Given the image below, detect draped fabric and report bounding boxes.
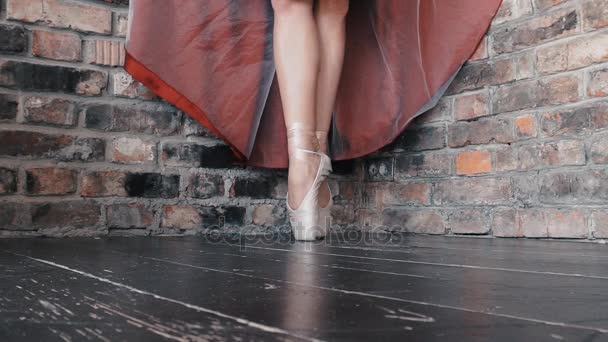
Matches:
[124,0,503,168]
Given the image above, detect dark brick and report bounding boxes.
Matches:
[591,133,608,164]
[162,142,237,168]
[446,58,515,95]
[382,208,446,234]
[84,103,180,135]
[540,169,608,204]
[106,203,154,229]
[0,203,31,230]
[331,159,356,176]
[493,75,580,113]
[448,118,514,148]
[0,93,18,121]
[0,168,18,194]
[31,201,101,229]
[491,9,578,54]
[389,125,446,151]
[540,106,596,137]
[232,177,276,199]
[125,173,180,198]
[0,24,27,54]
[196,206,246,228]
[395,152,451,178]
[0,130,105,161]
[0,59,107,95]
[98,0,129,6]
[433,177,513,205]
[365,157,394,182]
[517,140,585,170]
[189,173,224,199]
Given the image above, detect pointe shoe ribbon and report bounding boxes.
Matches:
[316,130,333,238]
[285,123,330,241]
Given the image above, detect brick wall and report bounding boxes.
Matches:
[1,0,607,240]
[358,0,608,240]
[0,0,359,237]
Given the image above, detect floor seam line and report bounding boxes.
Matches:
[140,255,608,335]
[2,250,324,342]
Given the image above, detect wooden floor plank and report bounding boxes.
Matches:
[1,235,606,341]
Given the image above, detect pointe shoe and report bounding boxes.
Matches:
[316,130,333,238]
[286,124,331,241]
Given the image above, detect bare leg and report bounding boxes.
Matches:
[314,0,349,207]
[271,0,320,210]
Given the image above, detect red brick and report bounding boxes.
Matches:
[382,208,446,234]
[252,204,286,227]
[515,114,537,139]
[23,96,77,127]
[0,130,105,162]
[491,8,578,54]
[453,90,490,121]
[32,30,81,61]
[492,209,523,237]
[469,36,488,61]
[456,150,492,175]
[433,177,513,205]
[376,181,431,207]
[110,137,157,164]
[106,203,154,229]
[582,0,608,30]
[546,208,588,238]
[590,133,608,164]
[518,140,585,170]
[84,40,125,66]
[493,0,534,25]
[518,208,548,237]
[111,70,157,100]
[7,0,112,34]
[448,117,514,148]
[494,146,518,172]
[31,200,101,231]
[449,208,490,234]
[493,75,580,113]
[591,210,608,238]
[161,205,203,230]
[537,32,608,75]
[81,170,128,197]
[534,0,569,11]
[25,167,77,195]
[587,67,608,97]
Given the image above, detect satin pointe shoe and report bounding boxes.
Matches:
[316,130,333,238]
[285,123,331,241]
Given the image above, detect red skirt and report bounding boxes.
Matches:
[123,0,503,169]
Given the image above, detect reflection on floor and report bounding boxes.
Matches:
[1,233,607,341]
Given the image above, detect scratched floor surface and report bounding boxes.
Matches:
[1,233,607,341]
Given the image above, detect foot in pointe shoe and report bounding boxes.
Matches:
[285,123,330,241]
[316,130,333,239]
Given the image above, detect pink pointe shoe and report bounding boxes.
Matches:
[285,123,331,241]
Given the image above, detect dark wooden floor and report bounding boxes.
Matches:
[1,233,607,341]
